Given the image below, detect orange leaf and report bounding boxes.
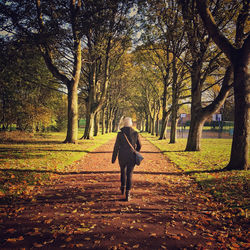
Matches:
[33,243,43,248]
[6,228,16,233]
[6,236,24,243]
[133,244,140,248]
[65,237,72,242]
[150,233,157,237]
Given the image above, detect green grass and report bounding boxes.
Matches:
[141,133,250,213]
[0,130,116,198]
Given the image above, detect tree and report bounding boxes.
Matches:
[137,0,191,141]
[137,2,172,139]
[79,1,134,139]
[179,0,234,151]
[157,0,189,143]
[0,38,62,132]
[0,0,85,143]
[132,61,162,135]
[196,0,249,170]
[104,52,133,133]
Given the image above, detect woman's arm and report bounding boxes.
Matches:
[135,134,142,152]
[111,133,120,163]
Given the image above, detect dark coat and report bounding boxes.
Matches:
[112,127,142,166]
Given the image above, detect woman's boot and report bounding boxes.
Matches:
[120,187,125,195]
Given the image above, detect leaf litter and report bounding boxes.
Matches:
[0,137,249,249]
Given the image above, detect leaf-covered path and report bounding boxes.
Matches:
[0,137,249,249]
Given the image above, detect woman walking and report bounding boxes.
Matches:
[112,117,142,201]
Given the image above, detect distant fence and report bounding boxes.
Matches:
[152,120,234,139]
[177,121,234,139]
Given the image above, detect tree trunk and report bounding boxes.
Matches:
[147,115,151,133]
[185,57,204,151]
[170,109,178,143]
[185,66,203,151]
[112,118,116,132]
[225,53,249,170]
[159,74,170,139]
[159,110,170,140]
[108,118,112,133]
[83,112,95,139]
[64,82,78,143]
[106,117,110,133]
[170,57,179,144]
[105,108,110,133]
[94,112,100,136]
[145,116,148,132]
[2,93,6,131]
[151,116,155,135]
[101,108,106,135]
[155,114,159,137]
[142,119,145,132]
[185,114,205,151]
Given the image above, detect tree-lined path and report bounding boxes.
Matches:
[0,137,248,249]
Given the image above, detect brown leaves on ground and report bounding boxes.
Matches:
[0,138,249,249]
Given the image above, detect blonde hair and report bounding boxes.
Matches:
[119,116,132,129]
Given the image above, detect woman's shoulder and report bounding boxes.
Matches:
[132,130,139,136]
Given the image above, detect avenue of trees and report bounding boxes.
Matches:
[0,0,249,170]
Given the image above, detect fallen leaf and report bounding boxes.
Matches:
[6,228,16,233]
[77,228,90,232]
[65,237,72,242]
[45,219,53,224]
[76,244,84,247]
[33,243,43,248]
[6,236,24,243]
[133,244,140,248]
[231,243,240,248]
[172,235,180,240]
[242,243,250,248]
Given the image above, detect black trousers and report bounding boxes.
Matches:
[120,163,135,191]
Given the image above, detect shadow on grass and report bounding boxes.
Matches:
[0,147,91,155]
[0,140,64,145]
[0,168,225,176]
[140,150,185,153]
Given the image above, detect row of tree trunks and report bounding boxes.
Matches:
[82,106,120,137]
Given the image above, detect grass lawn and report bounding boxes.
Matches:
[141,132,250,215]
[0,130,116,198]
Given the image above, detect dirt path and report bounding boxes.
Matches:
[0,137,248,249]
